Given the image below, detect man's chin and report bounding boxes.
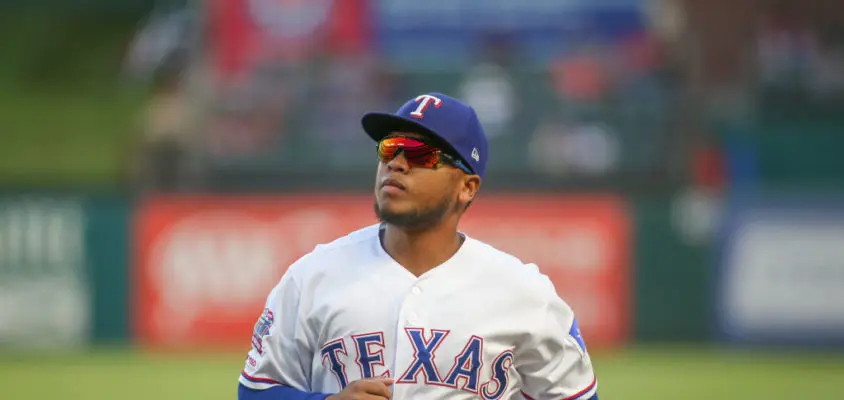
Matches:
[373,196,453,231]
[374,203,429,230]
[374,203,412,222]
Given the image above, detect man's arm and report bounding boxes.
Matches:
[514,275,599,400]
[237,262,395,400]
[238,378,394,400]
[238,383,330,400]
[238,272,319,396]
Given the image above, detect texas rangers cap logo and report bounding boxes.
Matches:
[251,308,275,355]
[409,94,443,119]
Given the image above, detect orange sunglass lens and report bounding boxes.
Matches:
[378,137,441,168]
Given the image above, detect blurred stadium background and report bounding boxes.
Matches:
[2,0,844,398]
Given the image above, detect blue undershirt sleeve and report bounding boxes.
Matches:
[238,383,332,400]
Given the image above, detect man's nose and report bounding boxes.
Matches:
[385,150,410,173]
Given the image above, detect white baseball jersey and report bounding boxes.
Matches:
[240,224,598,399]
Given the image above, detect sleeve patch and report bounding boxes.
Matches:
[252,308,275,355]
[569,318,588,353]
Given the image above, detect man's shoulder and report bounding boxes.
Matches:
[288,223,381,276]
[311,223,381,254]
[465,236,550,289]
[468,238,568,310]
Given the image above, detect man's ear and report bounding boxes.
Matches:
[459,174,481,206]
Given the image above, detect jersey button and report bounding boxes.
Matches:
[407,312,419,325]
[411,286,421,295]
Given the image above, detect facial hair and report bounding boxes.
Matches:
[374,194,457,231]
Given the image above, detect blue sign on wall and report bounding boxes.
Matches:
[371,0,646,70]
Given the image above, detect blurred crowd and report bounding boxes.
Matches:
[755,2,844,110]
[124,0,844,192]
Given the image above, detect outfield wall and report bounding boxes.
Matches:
[0,191,713,351]
[4,190,839,351]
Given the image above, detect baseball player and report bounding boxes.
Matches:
[238,93,598,400]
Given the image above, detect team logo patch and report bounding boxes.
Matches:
[252,308,275,355]
[569,318,588,354]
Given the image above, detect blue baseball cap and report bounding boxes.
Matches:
[361,93,489,179]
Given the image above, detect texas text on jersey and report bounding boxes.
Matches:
[239,224,598,400]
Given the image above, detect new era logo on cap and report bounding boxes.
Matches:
[361,92,489,178]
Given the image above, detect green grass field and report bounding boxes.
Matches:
[1,345,842,399]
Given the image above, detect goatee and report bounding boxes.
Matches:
[374,196,455,230]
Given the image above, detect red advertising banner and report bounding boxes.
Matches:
[133,194,630,351]
[133,195,377,350]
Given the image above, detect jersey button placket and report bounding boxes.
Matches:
[407,312,420,326]
[394,284,420,384]
[402,282,424,326]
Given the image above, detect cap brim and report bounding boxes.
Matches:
[361,112,438,142]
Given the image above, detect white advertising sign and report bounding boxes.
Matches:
[718,200,844,344]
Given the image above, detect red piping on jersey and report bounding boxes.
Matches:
[520,375,597,400]
[241,370,282,385]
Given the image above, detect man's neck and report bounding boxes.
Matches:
[382,222,464,277]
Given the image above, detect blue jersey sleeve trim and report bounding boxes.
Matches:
[238,383,331,400]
